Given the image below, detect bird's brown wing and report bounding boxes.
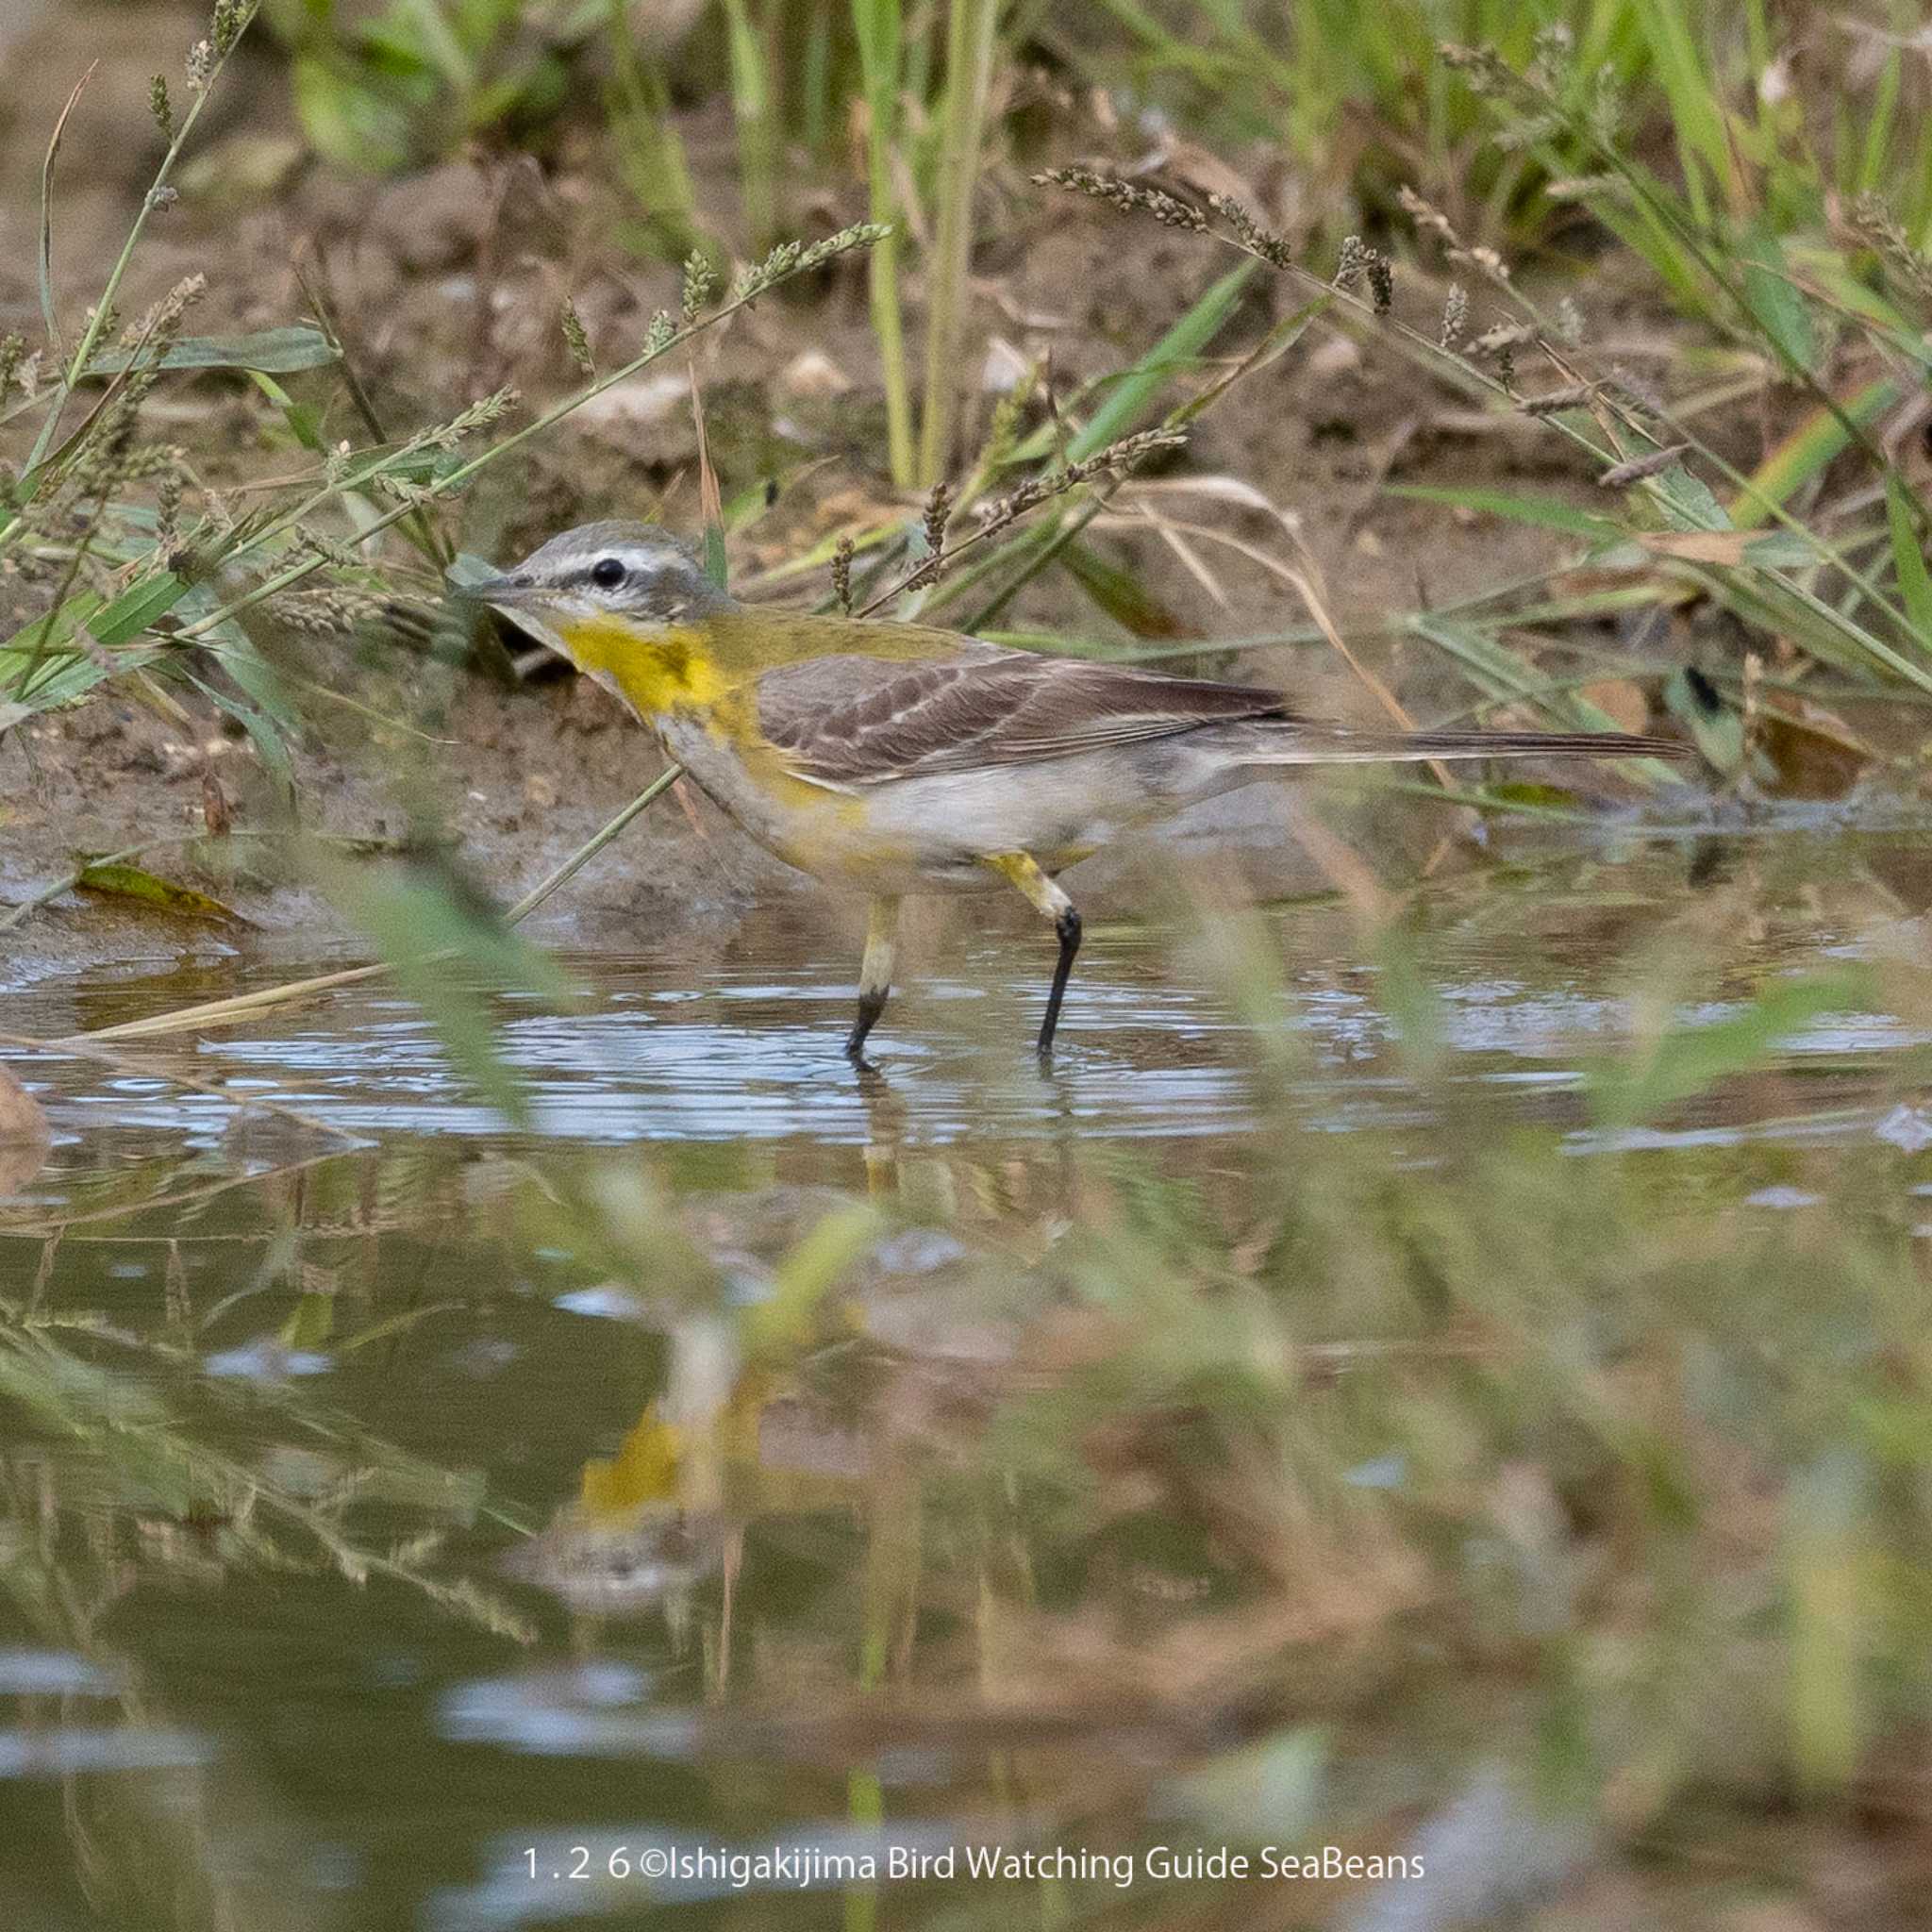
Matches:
[757,651,1293,787]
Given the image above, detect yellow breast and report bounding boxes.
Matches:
[549,616,730,714]
[542,611,930,883]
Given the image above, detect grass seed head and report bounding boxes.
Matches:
[1438,42,1515,97]
[1033,168,1208,233]
[561,301,594,377]
[62,400,142,501]
[1471,320,1535,357]
[1588,61,1624,142]
[1599,442,1689,489]
[831,534,854,616]
[209,0,257,59]
[149,75,175,144]
[1336,238,1393,312]
[1450,243,1512,288]
[680,253,716,323]
[273,587,390,635]
[423,385,520,450]
[1545,173,1624,204]
[1519,383,1596,416]
[375,474,432,507]
[731,241,805,307]
[978,427,1186,536]
[156,463,184,555]
[1849,192,1932,302]
[799,222,889,272]
[116,442,186,483]
[1528,22,1574,85]
[1607,370,1666,421]
[922,480,951,558]
[133,273,208,349]
[300,529,365,572]
[1206,193,1292,267]
[1397,185,1459,250]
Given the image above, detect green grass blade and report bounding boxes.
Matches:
[1389,484,1620,541]
[1011,259,1259,467]
[1730,379,1898,529]
[919,0,1002,484]
[852,0,914,488]
[721,0,778,248]
[1739,221,1817,375]
[1886,475,1932,651]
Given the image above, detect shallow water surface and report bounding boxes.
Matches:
[4,827,1931,1930]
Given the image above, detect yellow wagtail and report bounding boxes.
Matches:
[470,522,1687,1061]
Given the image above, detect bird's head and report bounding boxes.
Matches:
[460,521,738,709]
[465,521,732,653]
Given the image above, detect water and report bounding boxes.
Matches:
[4,827,1930,1930]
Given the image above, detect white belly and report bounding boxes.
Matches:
[658,716,1253,893]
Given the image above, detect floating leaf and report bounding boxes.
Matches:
[75,861,251,927]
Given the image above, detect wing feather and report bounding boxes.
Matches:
[752,644,1687,786]
[758,652,1292,786]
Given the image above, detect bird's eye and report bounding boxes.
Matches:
[591,557,626,590]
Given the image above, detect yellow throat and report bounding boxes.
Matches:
[545,613,730,716]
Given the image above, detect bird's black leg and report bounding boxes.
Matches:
[846,990,888,1060]
[982,852,1081,1062]
[845,895,900,1062]
[1037,904,1082,1060]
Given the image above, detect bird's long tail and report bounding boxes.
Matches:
[1239,723,1690,765]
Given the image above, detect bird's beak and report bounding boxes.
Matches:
[457,567,538,610]
[451,565,579,667]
